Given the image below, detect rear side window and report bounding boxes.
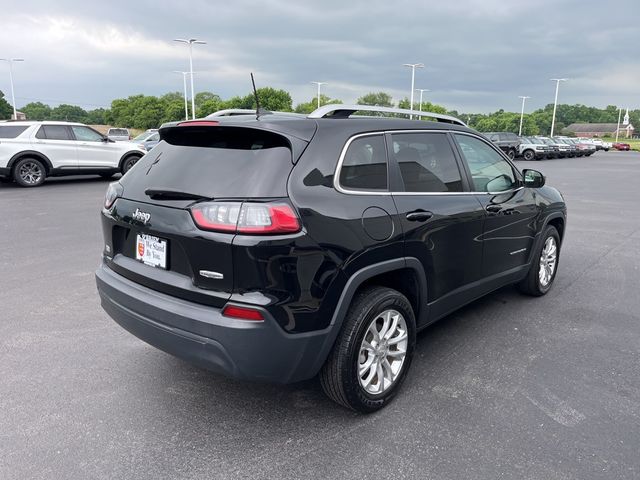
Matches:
[35,125,72,140]
[391,132,463,193]
[0,126,28,138]
[339,135,388,191]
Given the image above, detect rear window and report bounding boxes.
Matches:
[35,125,72,140]
[120,126,295,199]
[0,125,28,138]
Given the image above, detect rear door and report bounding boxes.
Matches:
[452,133,539,276]
[388,131,485,307]
[71,125,119,167]
[33,125,77,168]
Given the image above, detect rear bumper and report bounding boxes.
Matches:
[95,262,335,383]
[0,167,10,177]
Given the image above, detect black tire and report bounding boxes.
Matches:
[523,149,535,161]
[121,155,141,174]
[13,157,46,187]
[320,286,416,413]
[507,149,516,160]
[517,225,560,296]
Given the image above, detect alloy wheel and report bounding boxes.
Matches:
[19,161,43,185]
[358,309,408,395]
[539,236,557,287]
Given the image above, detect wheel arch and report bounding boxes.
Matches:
[306,258,428,378]
[8,151,53,174]
[118,150,144,170]
[526,211,566,266]
[546,214,565,242]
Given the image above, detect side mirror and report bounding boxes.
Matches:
[522,169,545,188]
[101,136,109,142]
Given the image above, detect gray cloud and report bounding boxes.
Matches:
[1,0,638,113]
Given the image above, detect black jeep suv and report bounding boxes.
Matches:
[95,105,566,412]
[484,132,522,160]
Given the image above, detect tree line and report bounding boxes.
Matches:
[1,88,637,136]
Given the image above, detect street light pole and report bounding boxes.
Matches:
[518,95,531,136]
[615,107,622,143]
[173,71,190,120]
[311,82,327,109]
[174,38,206,119]
[0,58,24,120]
[549,78,567,137]
[415,88,430,111]
[403,63,424,118]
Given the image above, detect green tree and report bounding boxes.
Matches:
[197,97,225,118]
[21,102,51,121]
[86,108,108,125]
[0,90,14,119]
[238,87,293,111]
[356,92,394,107]
[49,104,89,122]
[108,95,143,127]
[294,94,342,114]
[397,98,447,115]
[194,91,220,110]
[131,96,166,129]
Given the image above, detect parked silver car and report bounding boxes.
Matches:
[107,128,131,142]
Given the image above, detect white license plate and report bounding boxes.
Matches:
[135,234,168,269]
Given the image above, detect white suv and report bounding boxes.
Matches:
[0,121,147,187]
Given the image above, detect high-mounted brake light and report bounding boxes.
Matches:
[222,305,264,321]
[190,202,301,235]
[177,120,219,127]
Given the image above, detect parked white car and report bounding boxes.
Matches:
[0,121,147,187]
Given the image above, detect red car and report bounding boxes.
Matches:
[613,142,631,151]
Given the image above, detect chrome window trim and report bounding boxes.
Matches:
[334,132,392,196]
[334,129,525,196]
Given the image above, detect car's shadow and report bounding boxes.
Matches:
[0,175,121,189]
[123,283,524,426]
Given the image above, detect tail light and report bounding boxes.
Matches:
[190,201,300,235]
[104,182,123,209]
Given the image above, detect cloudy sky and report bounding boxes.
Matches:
[2,0,638,113]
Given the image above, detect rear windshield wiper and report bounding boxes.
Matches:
[144,188,210,201]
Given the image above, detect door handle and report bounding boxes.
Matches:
[406,210,433,222]
[485,204,502,213]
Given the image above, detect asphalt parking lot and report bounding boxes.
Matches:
[1,151,639,480]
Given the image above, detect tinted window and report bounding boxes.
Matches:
[120,126,294,199]
[0,126,28,138]
[339,135,388,191]
[391,132,463,192]
[72,126,104,142]
[454,134,518,193]
[109,129,129,135]
[35,125,71,140]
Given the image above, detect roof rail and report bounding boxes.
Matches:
[206,109,305,118]
[307,104,466,126]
